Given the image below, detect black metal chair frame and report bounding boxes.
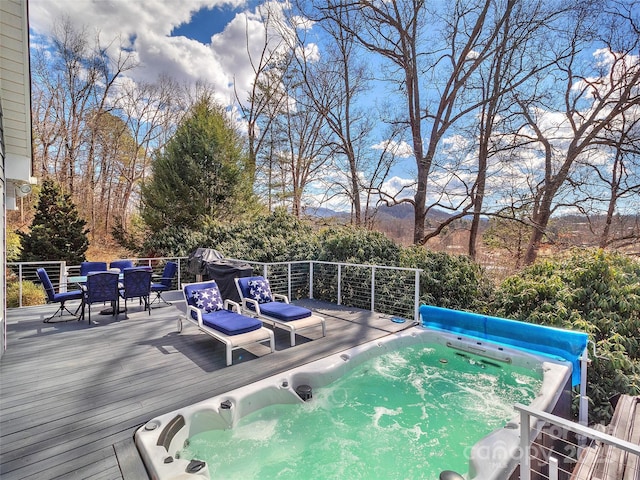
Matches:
[36,268,83,323]
[150,262,177,306]
[119,268,152,315]
[81,271,120,325]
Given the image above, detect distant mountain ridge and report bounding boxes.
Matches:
[305,203,453,222]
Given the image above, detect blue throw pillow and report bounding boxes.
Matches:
[248,278,272,304]
[191,287,223,313]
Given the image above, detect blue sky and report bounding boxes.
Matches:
[27,0,637,215]
[171,3,251,43]
[28,0,264,95]
[27,0,417,211]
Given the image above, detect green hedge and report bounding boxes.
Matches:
[492,248,640,424]
[401,246,491,311]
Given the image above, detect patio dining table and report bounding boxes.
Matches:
[68,270,151,316]
[67,266,152,285]
[67,274,123,285]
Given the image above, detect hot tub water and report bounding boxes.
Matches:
[178,343,542,479]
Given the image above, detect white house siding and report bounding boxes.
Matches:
[1,0,33,355]
[1,102,6,355]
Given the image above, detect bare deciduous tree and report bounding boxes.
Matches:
[31,17,137,240]
[321,0,533,245]
[514,2,640,264]
[296,0,397,226]
[113,75,183,227]
[235,3,291,186]
[274,56,331,217]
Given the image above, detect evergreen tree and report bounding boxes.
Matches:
[141,95,257,233]
[18,180,89,263]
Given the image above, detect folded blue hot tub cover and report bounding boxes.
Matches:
[420,305,589,386]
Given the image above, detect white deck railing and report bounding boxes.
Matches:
[237,260,422,322]
[516,403,640,480]
[6,257,186,307]
[7,258,422,321]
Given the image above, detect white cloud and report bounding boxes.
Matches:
[380,176,416,199]
[371,140,414,158]
[28,0,266,106]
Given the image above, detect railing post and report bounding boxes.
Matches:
[309,262,314,299]
[287,263,292,300]
[578,347,590,452]
[337,264,342,306]
[549,457,559,480]
[520,408,531,480]
[59,261,67,293]
[371,266,375,312]
[579,348,589,426]
[18,264,24,308]
[414,270,420,323]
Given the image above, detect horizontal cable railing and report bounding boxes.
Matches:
[7,258,188,308]
[7,258,422,321]
[8,257,421,320]
[6,261,67,307]
[516,403,640,480]
[237,260,422,322]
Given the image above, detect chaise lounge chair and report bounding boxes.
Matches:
[179,280,275,366]
[235,276,326,347]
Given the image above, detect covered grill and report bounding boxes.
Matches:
[187,248,253,303]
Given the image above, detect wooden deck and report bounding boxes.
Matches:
[0,292,412,479]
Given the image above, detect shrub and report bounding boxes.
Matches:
[316,227,401,265]
[6,231,21,262]
[492,248,640,424]
[209,209,319,262]
[7,280,45,308]
[140,225,209,257]
[140,209,319,261]
[401,247,492,311]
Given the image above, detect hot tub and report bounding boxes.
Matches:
[135,320,580,480]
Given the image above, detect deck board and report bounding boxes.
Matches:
[1,292,411,479]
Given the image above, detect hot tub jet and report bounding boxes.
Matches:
[295,384,312,401]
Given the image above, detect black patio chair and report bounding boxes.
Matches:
[36,267,83,323]
[82,271,120,324]
[119,268,152,315]
[80,261,108,276]
[150,261,177,306]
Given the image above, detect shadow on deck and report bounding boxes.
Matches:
[0,292,412,479]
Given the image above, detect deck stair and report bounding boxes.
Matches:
[572,395,640,480]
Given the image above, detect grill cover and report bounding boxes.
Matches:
[187,248,252,303]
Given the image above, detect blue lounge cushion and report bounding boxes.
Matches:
[191,287,223,313]
[258,302,312,322]
[201,309,263,336]
[248,278,272,303]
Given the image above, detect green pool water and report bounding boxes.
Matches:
[179,343,542,479]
